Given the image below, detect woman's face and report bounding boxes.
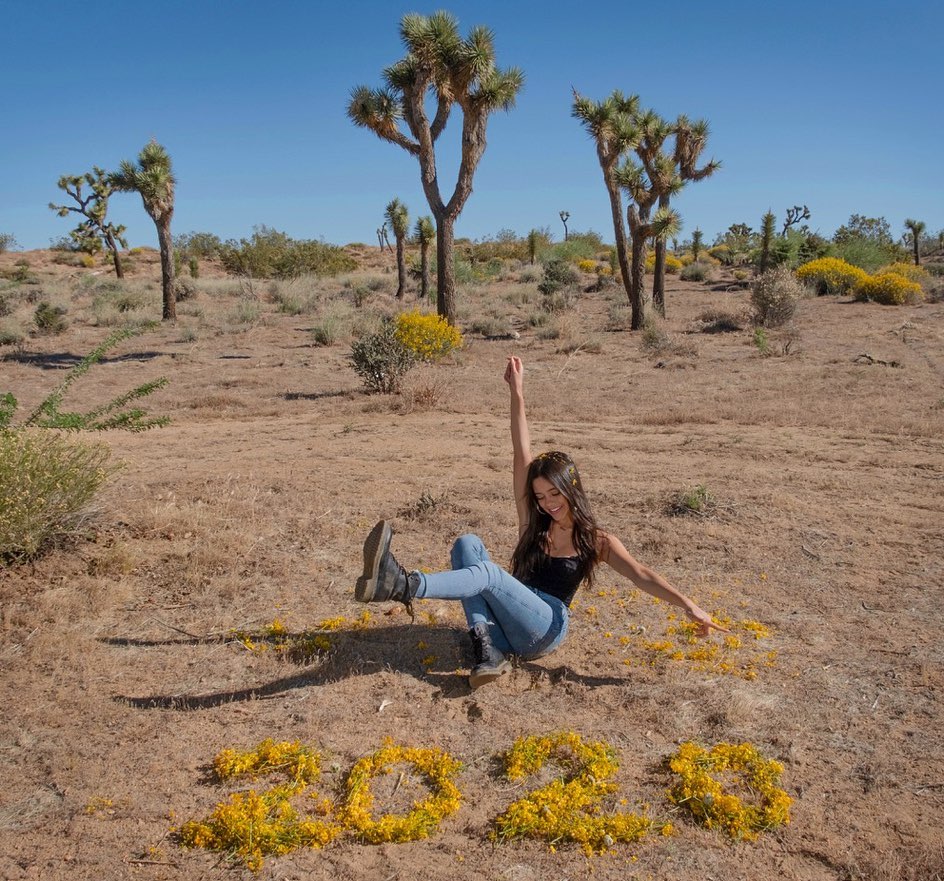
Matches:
[532,475,572,524]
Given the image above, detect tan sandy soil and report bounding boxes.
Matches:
[1,250,943,880]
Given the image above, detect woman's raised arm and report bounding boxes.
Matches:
[505,356,532,536]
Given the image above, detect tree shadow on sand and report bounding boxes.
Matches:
[3,349,166,370]
[106,622,626,711]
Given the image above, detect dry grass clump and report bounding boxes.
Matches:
[666,484,721,517]
[693,308,743,333]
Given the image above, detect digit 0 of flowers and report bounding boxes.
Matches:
[492,732,670,855]
[337,739,463,843]
[665,742,792,841]
[177,740,340,872]
[230,612,372,659]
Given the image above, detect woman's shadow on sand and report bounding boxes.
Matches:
[103,622,626,711]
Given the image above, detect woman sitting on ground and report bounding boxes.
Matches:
[355,355,725,688]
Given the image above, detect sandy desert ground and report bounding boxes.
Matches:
[1,247,943,880]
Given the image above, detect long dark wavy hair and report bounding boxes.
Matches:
[511,451,602,589]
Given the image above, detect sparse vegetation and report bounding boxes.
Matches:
[751,266,806,327]
[349,320,416,393]
[0,428,117,564]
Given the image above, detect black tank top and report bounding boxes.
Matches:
[524,552,583,607]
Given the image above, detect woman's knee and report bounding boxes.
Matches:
[450,533,486,568]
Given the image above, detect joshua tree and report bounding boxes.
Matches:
[904,218,926,266]
[758,210,776,274]
[559,210,570,241]
[691,228,703,262]
[385,198,410,299]
[615,152,680,326]
[651,116,720,315]
[110,141,177,320]
[782,205,810,235]
[49,167,127,278]
[348,12,523,324]
[572,90,640,311]
[415,215,435,299]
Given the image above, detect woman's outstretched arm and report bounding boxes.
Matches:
[505,356,532,536]
[599,533,728,637]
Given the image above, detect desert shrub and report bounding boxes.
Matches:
[752,327,770,355]
[877,262,929,283]
[34,302,68,334]
[349,321,416,393]
[79,254,96,268]
[470,316,513,338]
[539,236,598,265]
[174,231,222,258]
[538,259,579,296]
[795,257,869,295]
[751,266,806,327]
[0,233,18,253]
[667,484,717,517]
[832,237,903,273]
[0,429,117,564]
[541,290,573,313]
[527,310,550,328]
[641,319,670,351]
[576,259,599,274]
[0,292,13,317]
[175,278,197,301]
[189,256,200,279]
[0,324,24,346]
[855,272,923,305]
[393,310,462,361]
[680,261,712,282]
[219,226,355,279]
[644,253,683,273]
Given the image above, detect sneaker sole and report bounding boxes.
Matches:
[469,660,511,690]
[355,520,391,602]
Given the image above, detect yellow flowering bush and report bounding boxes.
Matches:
[394,310,463,361]
[493,732,664,854]
[795,257,869,295]
[877,262,928,283]
[337,740,462,843]
[644,254,683,273]
[856,271,924,305]
[576,259,598,273]
[0,428,116,565]
[179,740,340,871]
[666,742,792,840]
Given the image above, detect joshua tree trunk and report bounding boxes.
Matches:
[395,235,406,299]
[156,221,176,321]
[435,215,456,321]
[104,230,124,279]
[627,205,652,330]
[913,237,921,266]
[419,240,430,300]
[651,192,669,317]
[605,175,633,297]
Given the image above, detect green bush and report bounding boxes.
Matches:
[0,233,17,253]
[0,429,117,564]
[349,321,416,394]
[680,261,712,282]
[538,259,579,296]
[34,302,68,334]
[219,226,355,279]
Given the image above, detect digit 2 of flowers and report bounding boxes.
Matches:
[177,734,792,870]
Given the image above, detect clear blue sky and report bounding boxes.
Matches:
[2,0,941,251]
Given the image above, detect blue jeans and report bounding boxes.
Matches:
[414,534,569,660]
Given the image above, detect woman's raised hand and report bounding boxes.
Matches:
[504,355,524,391]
